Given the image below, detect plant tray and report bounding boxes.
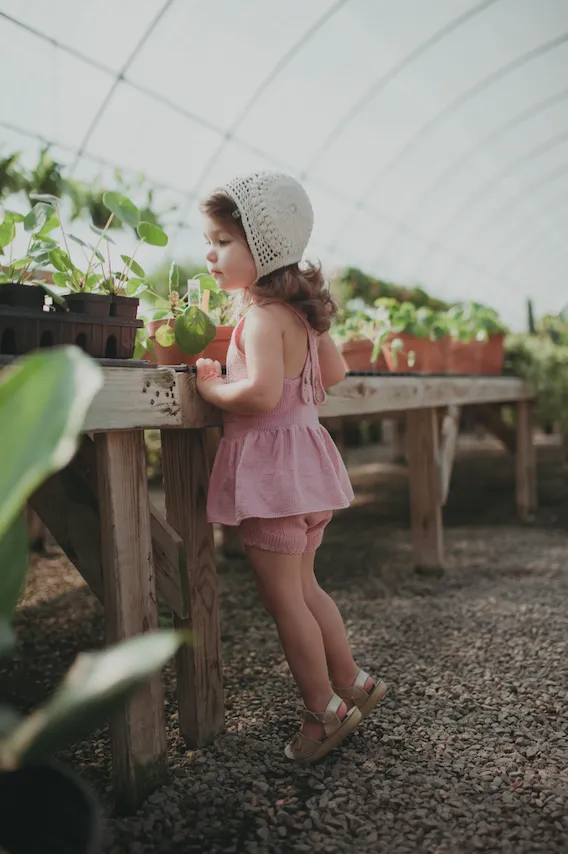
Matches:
[0,305,143,360]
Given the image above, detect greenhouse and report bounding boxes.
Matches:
[0,2,567,853]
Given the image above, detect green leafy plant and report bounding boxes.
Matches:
[1,190,170,303]
[0,346,188,848]
[330,316,374,345]
[148,270,220,357]
[505,333,568,455]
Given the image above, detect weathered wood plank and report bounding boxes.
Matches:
[29,467,104,603]
[78,367,533,433]
[515,400,537,522]
[406,408,444,572]
[95,431,168,810]
[439,405,460,506]
[321,376,533,419]
[63,436,188,617]
[161,429,224,748]
[83,368,221,431]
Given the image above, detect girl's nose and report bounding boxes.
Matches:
[206,247,216,262]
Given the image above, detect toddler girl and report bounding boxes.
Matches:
[196,170,387,763]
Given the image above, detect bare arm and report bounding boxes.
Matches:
[196,307,284,414]
[318,331,346,388]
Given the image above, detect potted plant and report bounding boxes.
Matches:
[144,268,219,366]
[0,346,188,851]
[0,193,170,359]
[446,303,507,374]
[470,303,508,375]
[331,317,376,372]
[371,299,449,373]
[446,305,485,374]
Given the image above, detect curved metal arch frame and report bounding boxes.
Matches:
[432,160,568,282]
[333,29,568,253]
[70,0,177,171]
[299,0,500,177]
[395,124,568,275]
[373,85,568,262]
[185,0,350,204]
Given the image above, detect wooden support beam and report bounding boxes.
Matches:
[94,431,167,811]
[161,429,224,748]
[29,466,104,603]
[438,405,460,506]
[31,436,188,618]
[515,400,537,522]
[470,403,516,453]
[406,408,444,573]
[26,504,47,553]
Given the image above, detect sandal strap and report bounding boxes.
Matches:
[333,668,372,701]
[301,693,344,737]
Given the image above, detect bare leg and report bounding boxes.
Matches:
[301,550,373,697]
[246,545,347,740]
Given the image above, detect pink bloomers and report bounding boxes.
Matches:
[240,511,333,554]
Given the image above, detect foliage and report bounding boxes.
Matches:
[0,191,171,302]
[446,302,508,342]
[505,333,568,453]
[0,147,172,232]
[330,315,374,345]
[139,263,231,358]
[0,345,187,786]
[332,266,449,320]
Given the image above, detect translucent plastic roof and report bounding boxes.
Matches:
[2,0,568,328]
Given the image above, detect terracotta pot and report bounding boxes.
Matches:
[340,338,373,372]
[448,338,485,374]
[147,319,234,366]
[479,333,504,375]
[382,334,449,373]
[200,324,234,364]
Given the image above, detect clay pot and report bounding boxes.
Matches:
[340,338,373,372]
[479,333,505,375]
[448,338,485,374]
[147,319,234,366]
[382,334,449,373]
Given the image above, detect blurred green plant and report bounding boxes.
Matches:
[0,345,188,849]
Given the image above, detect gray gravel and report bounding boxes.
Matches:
[4,444,568,853]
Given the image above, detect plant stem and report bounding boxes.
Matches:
[84,211,115,286]
[56,202,79,290]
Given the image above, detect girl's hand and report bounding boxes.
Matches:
[196,358,224,403]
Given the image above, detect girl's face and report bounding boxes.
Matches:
[203,214,257,292]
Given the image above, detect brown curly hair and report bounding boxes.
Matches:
[200,190,337,333]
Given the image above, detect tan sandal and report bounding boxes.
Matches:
[332,668,388,720]
[284,693,362,764]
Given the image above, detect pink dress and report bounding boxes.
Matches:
[207,305,354,526]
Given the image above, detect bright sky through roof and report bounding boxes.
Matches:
[1,0,568,328]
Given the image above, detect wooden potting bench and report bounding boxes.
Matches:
[17,360,535,808]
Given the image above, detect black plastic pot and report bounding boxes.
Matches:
[0,282,45,312]
[0,761,103,854]
[64,293,112,317]
[110,294,139,320]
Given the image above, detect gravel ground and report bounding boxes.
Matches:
[2,440,568,854]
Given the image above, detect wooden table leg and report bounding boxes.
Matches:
[406,408,444,573]
[515,400,537,521]
[94,431,167,811]
[161,428,224,748]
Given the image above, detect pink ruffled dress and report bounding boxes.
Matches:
[207,305,354,526]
